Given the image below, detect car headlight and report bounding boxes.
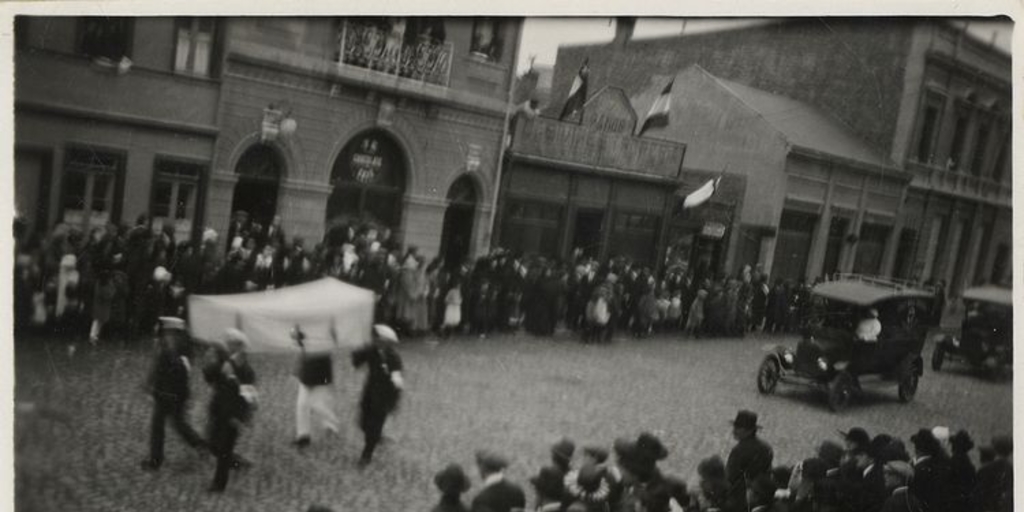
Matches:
[817,357,829,371]
[783,352,794,365]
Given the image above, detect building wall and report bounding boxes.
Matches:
[552,19,914,155]
[14,16,221,238]
[209,17,516,260]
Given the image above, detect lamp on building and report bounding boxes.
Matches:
[261,103,298,143]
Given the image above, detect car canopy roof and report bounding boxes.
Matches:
[962,286,1013,306]
[812,276,934,307]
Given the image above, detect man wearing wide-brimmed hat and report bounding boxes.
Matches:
[725,410,773,512]
[431,463,471,512]
[141,317,206,471]
[351,324,405,466]
[908,428,952,511]
[613,432,689,512]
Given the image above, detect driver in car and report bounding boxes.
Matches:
[855,308,881,343]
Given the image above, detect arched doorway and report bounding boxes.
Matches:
[439,175,477,270]
[231,144,283,234]
[325,130,406,244]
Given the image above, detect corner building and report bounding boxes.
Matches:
[551,19,1011,292]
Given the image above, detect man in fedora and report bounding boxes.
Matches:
[351,324,405,466]
[909,428,952,512]
[141,317,205,471]
[613,432,689,512]
[471,450,526,512]
[725,410,773,512]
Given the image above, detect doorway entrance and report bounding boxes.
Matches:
[439,175,477,270]
[571,209,604,260]
[231,144,282,230]
[326,130,406,240]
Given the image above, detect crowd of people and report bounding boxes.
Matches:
[421,411,1012,512]
[15,210,907,354]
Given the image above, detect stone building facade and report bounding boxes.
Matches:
[15,16,522,265]
[551,19,1011,291]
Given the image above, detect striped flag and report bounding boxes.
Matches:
[639,78,673,135]
[678,175,722,209]
[559,59,590,120]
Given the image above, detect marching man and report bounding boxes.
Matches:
[352,324,405,467]
[292,324,341,448]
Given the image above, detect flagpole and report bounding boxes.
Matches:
[487,19,524,254]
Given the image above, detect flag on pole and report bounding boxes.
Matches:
[677,175,723,209]
[639,78,673,135]
[559,59,590,120]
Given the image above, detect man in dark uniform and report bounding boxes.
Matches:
[351,324,404,466]
[204,328,256,492]
[725,410,774,512]
[470,450,526,512]
[141,317,205,470]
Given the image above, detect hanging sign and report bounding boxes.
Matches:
[351,138,384,184]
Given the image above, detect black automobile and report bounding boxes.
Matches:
[932,286,1012,376]
[756,275,938,412]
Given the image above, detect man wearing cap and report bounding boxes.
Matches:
[725,410,773,512]
[292,324,341,449]
[351,324,405,466]
[471,450,526,512]
[141,317,205,471]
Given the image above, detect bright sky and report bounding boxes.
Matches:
[516,17,1013,73]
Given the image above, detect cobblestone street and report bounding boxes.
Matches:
[15,331,1012,512]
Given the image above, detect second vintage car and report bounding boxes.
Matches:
[756,274,938,412]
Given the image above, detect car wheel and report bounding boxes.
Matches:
[827,372,854,412]
[757,357,781,394]
[898,359,919,403]
[931,345,944,372]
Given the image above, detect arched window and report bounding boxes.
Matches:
[326,130,406,230]
[231,144,283,232]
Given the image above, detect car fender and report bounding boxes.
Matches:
[762,345,795,371]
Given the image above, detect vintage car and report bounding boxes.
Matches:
[932,286,1012,375]
[756,275,938,412]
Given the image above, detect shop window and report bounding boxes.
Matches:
[151,159,203,241]
[946,105,971,171]
[78,17,133,60]
[61,148,123,230]
[773,210,818,283]
[610,212,660,266]
[500,199,562,257]
[915,93,944,164]
[470,18,504,61]
[892,228,918,280]
[852,223,890,276]
[174,17,216,77]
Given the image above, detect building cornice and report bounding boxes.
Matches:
[15,99,220,137]
[506,151,680,186]
[788,145,910,183]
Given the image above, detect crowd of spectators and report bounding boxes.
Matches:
[421,417,1012,512]
[14,211,953,353]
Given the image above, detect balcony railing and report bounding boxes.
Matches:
[337,21,453,87]
[906,160,1011,206]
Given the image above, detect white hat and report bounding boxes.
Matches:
[158,316,187,331]
[202,228,218,244]
[224,328,250,347]
[60,254,77,268]
[153,266,172,283]
[373,324,400,344]
[932,426,951,452]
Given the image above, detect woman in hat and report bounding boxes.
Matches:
[432,463,471,512]
[351,324,404,466]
